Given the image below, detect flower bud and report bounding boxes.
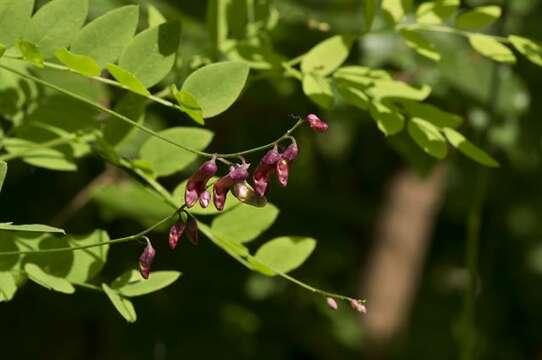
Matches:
[139,240,156,279]
[213,163,250,211]
[276,158,289,187]
[282,142,299,162]
[199,190,211,208]
[233,181,267,207]
[186,217,199,245]
[168,222,185,250]
[326,297,338,310]
[261,146,282,165]
[306,113,328,132]
[350,299,367,314]
[185,158,218,208]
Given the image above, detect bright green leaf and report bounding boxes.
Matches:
[455,6,501,30]
[333,66,391,86]
[24,263,75,294]
[382,0,411,23]
[3,137,77,171]
[416,0,459,25]
[173,88,204,125]
[336,83,370,110]
[367,80,432,101]
[102,283,137,323]
[25,0,88,58]
[0,161,6,193]
[64,230,109,282]
[0,223,65,234]
[211,204,279,244]
[70,5,139,68]
[302,74,334,109]
[400,100,463,128]
[55,48,101,77]
[107,64,150,96]
[147,4,166,28]
[0,0,34,47]
[301,35,354,76]
[400,29,441,62]
[17,40,43,67]
[119,21,181,88]
[369,100,405,136]
[252,237,317,276]
[181,61,249,118]
[468,34,516,64]
[407,118,447,159]
[111,270,181,297]
[139,127,213,177]
[0,272,18,302]
[442,127,499,167]
[509,35,542,67]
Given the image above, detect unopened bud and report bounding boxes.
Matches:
[139,240,156,279]
[199,190,211,208]
[282,142,299,162]
[186,217,199,245]
[350,299,367,314]
[326,297,338,310]
[261,146,282,165]
[306,113,328,132]
[185,158,218,208]
[168,222,185,250]
[276,159,289,187]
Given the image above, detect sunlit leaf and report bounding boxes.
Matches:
[251,237,317,276]
[55,48,101,77]
[0,272,18,302]
[416,0,459,25]
[107,64,150,96]
[17,40,43,67]
[172,87,204,125]
[301,35,354,76]
[382,0,411,23]
[0,161,6,193]
[337,83,370,110]
[0,0,34,47]
[3,137,77,171]
[367,80,432,101]
[468,34,516,64]
[455,6,501,30]
[24,263,75,294]
[147,4,166,28]
[442,127,499,167]
[302,74,334,109]
[369,100,405,136]
[0,223,65,234]
[509,35,542,67]
[400,29,441,62]
[102,283,137,322]
[407,118,447,159]
[111,270,181,297]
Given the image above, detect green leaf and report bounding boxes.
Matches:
[300,35,354,76]
[0,0,34,47]
[442,128,499,167]
[509,35,542,67]
[252,237,317,276]
[102,283,137,323]
[24,263,75,294]
[468,34,516,64]
[147,4,166,28]
[211,204,279,244]
[0,161,6,193]
[367,80,432,101]
[407,118,447,159]
[181,61,249,118]
[455,6,501,30]
[70,5,139,68]
[103,93,147,147]
[17,40,43,67]
[382,0,411,23]
[172,178,240,215]
[25,0,88,58]
[0,223,65,234]
[107,64,150,96]
[369,100,405,136]
[139,127,214,177]
[172,88,204,125]
[225,42,286,70]
[119,21,181,88]
[400,100,463,128]
[111,270,181,297]
[337,83,370,110]
[302,74,334,109]
[55,48,101,77]
[3,137,77,171]
[416,0,459,25]
[0,43,5,58]
[364,0,379,32]
[0,272,18,302]
[400,29,441,62]
[333,66,391,86]
[64,230,109,282]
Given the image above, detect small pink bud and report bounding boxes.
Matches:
[139,240,156,279]
[350,299,367,314]
[326,297,338,310]
[282,142,299,162]
[186,217,199,245]
[276,159,289,187]
[185,158,218,208]
[168,222,185,250]
[261,146,282,165]
[213,163,250,211]
[306,113,328,132]
[199,190,211,208]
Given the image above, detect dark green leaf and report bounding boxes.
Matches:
[455,6,501,30]
[0,161,6,193]
[400,29,441,62]
[336,83,369,110]
[400,100,463,128]
[364,0,379,32]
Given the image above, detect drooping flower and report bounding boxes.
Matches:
[139,239,156,280]
[185,158,218,208]
[168,222,185,250]
[253,146,282,196]
[276,158,289,187]
[232,181,267,207]
[350,299,367,314]
[186,217,199,245]
[282,141,299,162]
[213,162,250,211]
[306,113,328,132]
[326,297,338,310]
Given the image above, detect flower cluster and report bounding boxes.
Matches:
[326,297,367,315]
[137,114,328,279]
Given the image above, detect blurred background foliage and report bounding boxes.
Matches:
[1,0,542,359]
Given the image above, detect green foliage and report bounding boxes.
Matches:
[251,237,317,276]
[172,87,204,125]
[416,0,459,25]
[0,272,18,302]
[509,35,542,67]
[111,270,181,297]
[455,6,501,30]
[0,0,34,47]
[408,117,448,159]
[55,48,101,77]
[399,29,441,62]
[102,283,137,322]
[0,161,6,193]
[24,263,75,294]
[364,0,379,32]
[0,223,65,234]
[468,34,516,64]
[107,64,150,96]
[302,74,334,109]
[442,128,499,167]
[17,40,43,67]
[382,0,410,23]
[301,35,354,76]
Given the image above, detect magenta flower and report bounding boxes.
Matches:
[139,240,156,279]
[326,297,338,310]
[306,113,328,132]
[253,146,281,196]
[168,222,185,250]
[186,217,199,245]
[185,158,218,208]
[276,158,289,187]
[213,163,250,211]
[282,142,299,162]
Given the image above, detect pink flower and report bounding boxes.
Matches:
[253,146,281,196]
[306,113,328,132]
[213,163,250,211]
[350,299,367,314]
[168,222,185,250]
[276,158,289,187]
[185,158,218,208]
[139,240,156,279]
[326,297,338,310]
